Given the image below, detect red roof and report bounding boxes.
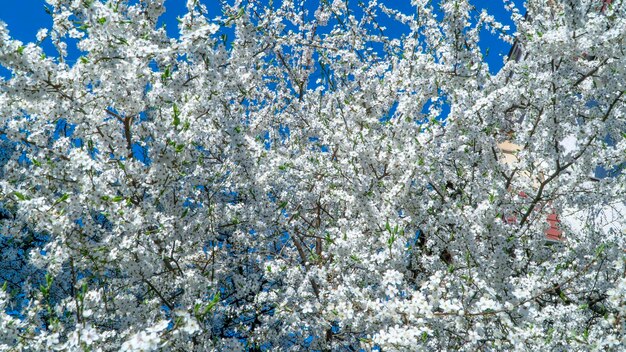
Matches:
[545,211,563,242]
[503,192,564,241]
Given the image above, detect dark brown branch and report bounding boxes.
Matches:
[573,58,608,87]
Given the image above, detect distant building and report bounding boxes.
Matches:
[498,0,621,242]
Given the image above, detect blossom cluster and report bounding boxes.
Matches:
[0,0,624,350]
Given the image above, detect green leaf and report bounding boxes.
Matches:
[113,35,128,45]
[595,244,606,257]
[14,192,27,201]
[161,66,171,82]
[54,193,69,205]
[97,17,106,24]
[112,196,124,202]
[387,234,396,247]
[45,273,53,287]
[16,46,24,55]
[203,291,220,315]
[172,104,180,127]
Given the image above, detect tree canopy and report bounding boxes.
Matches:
[0,0,625,350]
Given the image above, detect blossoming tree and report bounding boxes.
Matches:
[0,0,624,350]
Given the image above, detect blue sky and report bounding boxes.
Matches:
[0,0,524,74]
